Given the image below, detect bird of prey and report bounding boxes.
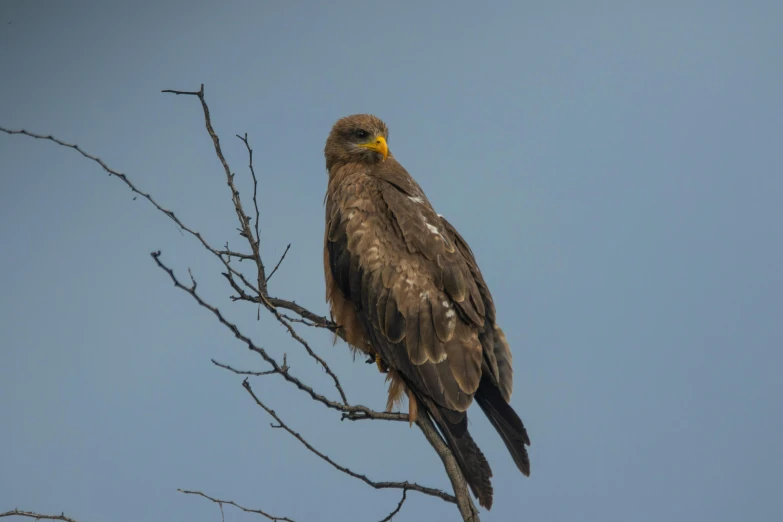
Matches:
[322,114,530,509]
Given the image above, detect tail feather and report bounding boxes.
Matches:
[422,397,495,509]
[474,376,531,476]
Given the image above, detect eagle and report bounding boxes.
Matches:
[323,114,530,509]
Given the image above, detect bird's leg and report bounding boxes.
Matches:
[375,353,389,373]
[364,352,389,373]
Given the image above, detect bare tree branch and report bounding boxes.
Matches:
[211,357,286,377]
[241,378,455,504]
[217,248,255,260]
[235,133,262,251]
[265,297,337,329]
[178,489,296,522]
[266,243,291,283]
[178,487,408,522]
[264,301,349,403]
[212,358,405,422]
[0,510,79,522]
[377,489,407,522]
[279,313,322,328]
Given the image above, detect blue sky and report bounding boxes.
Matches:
[1,1,781,521]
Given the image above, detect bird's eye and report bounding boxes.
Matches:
[354,129,369,139]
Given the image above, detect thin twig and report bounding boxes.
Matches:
[266,297,340,331]
[220,268,349,404]
[212,360,403,421]
[236,133,262,250]
[266,243,291,283]
[378,489,407,522]
[178,489,295,522]
[217,249,254,260]
[213,364,278,377]
[260,296,349,404]
[0,510,79,522]
[242,378,456,504]
[280,314,319,328]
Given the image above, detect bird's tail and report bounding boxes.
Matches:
[422,397,495,510]
[474,376,531,476]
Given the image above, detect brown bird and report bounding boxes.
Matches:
[323,114,530,509]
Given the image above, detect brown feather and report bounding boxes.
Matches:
[360,267,373,315]
[431,293,457,343]
[493,326,514,403]
[366,270,381,327]
[323,231,369,354]
[327,212,345,242]
[424,299,448,363]
[381,264,397,288]
[469,284,486,318]
[385,369,406,411]
[406,388,418,424]
[415,295,436,365]
[446,325,483,395]
[384,295,406,343]
[405,300,422,365]
[442,261,467,302]
[376,286,390,332]
[348,254,363,308]
[455,295,484,327]
[435,359,470,411]
[480,327,500,385]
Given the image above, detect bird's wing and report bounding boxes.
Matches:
[437,215,514,403]
[325,162,495,411]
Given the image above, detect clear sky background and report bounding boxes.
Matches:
[1,1,781,521]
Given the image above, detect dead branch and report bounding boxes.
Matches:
[217,248,255,260]
[210,359,403,421]
[0,510,79,522]
[178,489,296,522]
[266,243,291,282]
[242,378,455,503]
[378,489,407,522]
[178,488,408,522]
[235,133,262,250]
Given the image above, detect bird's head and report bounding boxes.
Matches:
[325,114,390,172]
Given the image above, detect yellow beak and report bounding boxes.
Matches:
[359,136,388,161]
